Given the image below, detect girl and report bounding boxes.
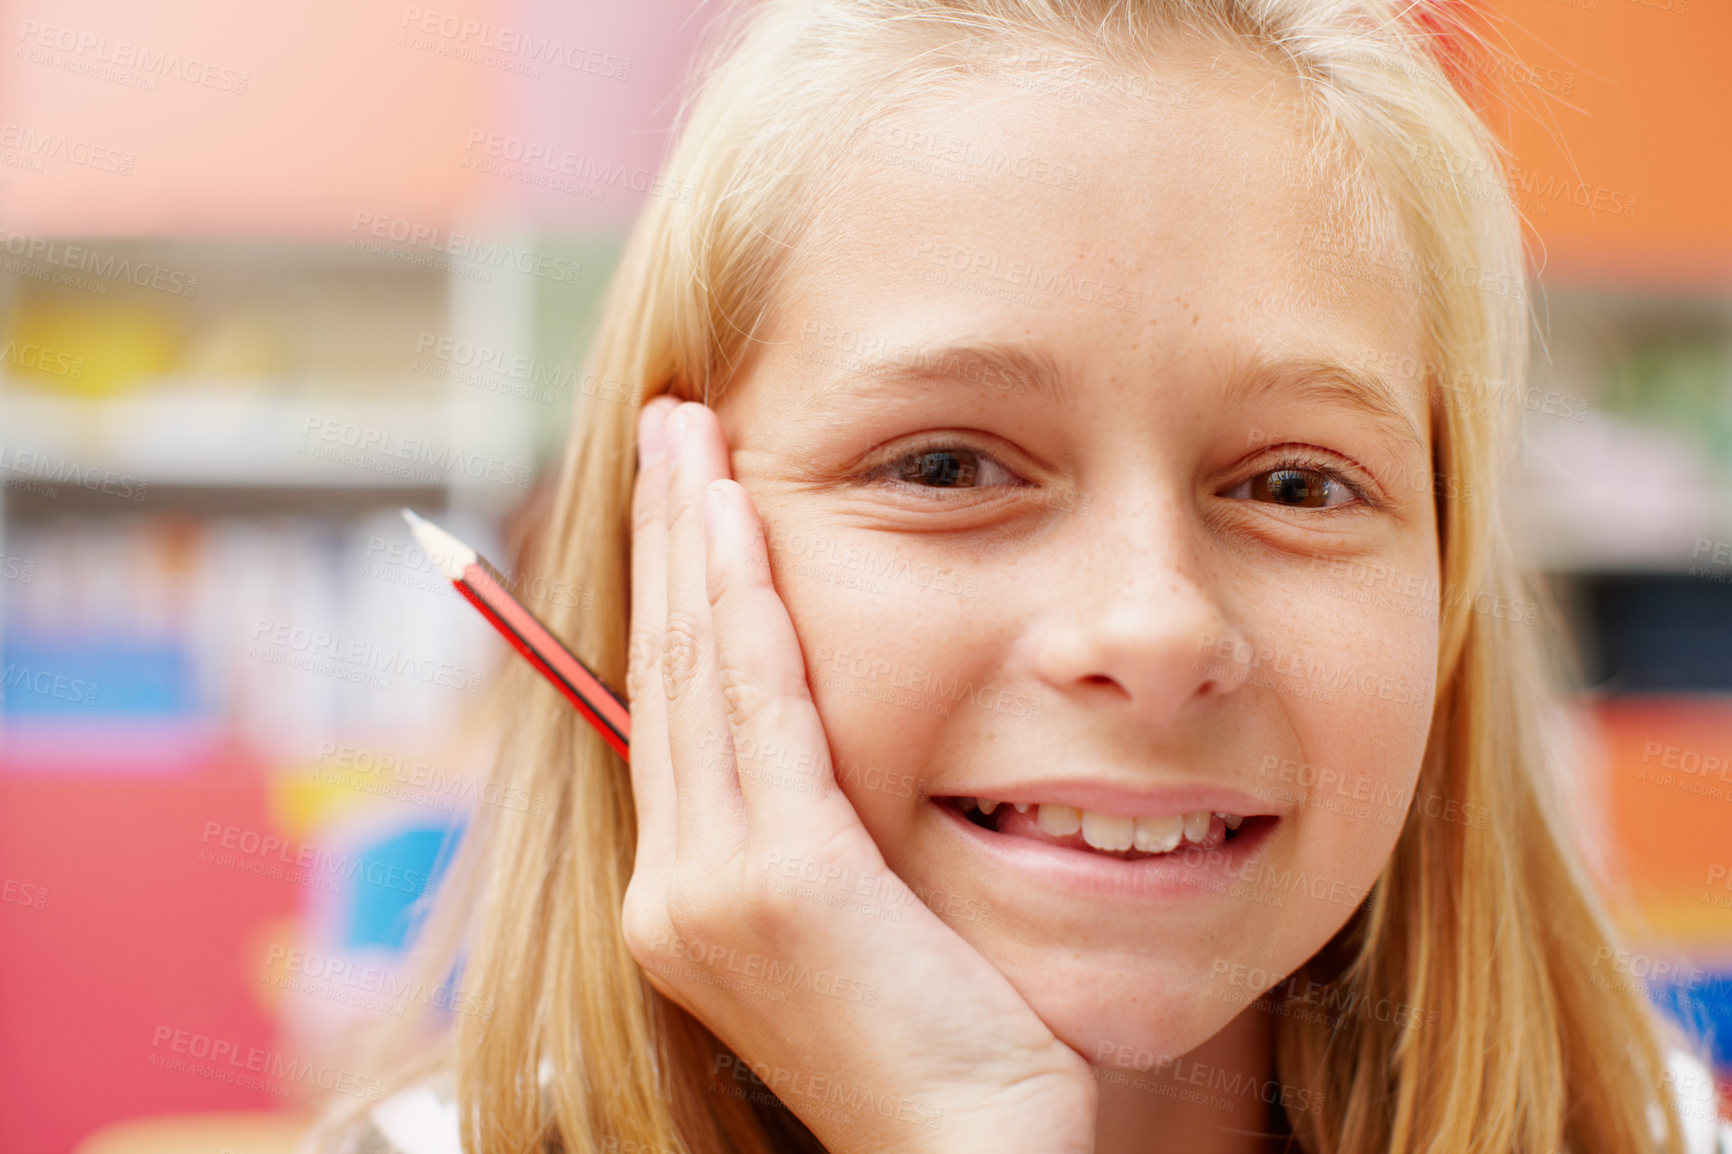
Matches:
[317,1,1729,1151]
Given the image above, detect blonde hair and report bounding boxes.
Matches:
[316,2,1699,1151]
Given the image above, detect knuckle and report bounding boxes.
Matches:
[716,665,811,749]
[661,611,704,700]
[739,873,803,942]
[626,626,662,702]
[714,651,766,727]
[619,884,670,966]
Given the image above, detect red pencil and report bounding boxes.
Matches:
[402,508,630,761]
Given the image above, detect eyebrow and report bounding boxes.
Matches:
[799,338,1426,450]
[1220,354,1427,452]
[800,339,1070,408]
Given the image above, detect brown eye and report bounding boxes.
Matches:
[1222,458,1363,510]
[1252,467,1340,508]
[898,449,980,488]
[859,439,1022,500]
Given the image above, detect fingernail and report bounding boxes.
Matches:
[704,484,725,540]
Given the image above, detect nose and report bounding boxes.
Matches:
[1025,495,1251,727]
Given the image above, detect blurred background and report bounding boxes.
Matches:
[0,0,1728,1150]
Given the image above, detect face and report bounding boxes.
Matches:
[711,39,1440,1066]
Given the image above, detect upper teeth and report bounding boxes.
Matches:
[1004,803,1237,852]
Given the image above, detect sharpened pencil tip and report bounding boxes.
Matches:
[400,508,479,581]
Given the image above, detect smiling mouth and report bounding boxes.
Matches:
[937,796,1272,860]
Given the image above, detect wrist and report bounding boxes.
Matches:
[850,1065,1097,1154]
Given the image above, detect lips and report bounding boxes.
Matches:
[928,787,1282,902]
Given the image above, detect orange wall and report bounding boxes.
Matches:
[0,0,709,237]
[1,2,1725,261]
[1481,0,1732,287]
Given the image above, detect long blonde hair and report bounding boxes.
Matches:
[317,2,1698,1151]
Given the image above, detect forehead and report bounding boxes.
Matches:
[766,36,1424,415]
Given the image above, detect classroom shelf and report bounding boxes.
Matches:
[0,383,456,490]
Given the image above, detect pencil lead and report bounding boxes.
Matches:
[401,508,477,580]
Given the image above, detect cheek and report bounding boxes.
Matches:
[1249,571,1438,900]
[764,535,975,835]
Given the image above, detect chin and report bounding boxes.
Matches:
[995,947,1260,1070]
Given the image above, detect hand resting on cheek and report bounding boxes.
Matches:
[622,396,1098,1154]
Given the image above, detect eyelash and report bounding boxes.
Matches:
[1224,447,1378,512]
[859,438,1377,511]
[856,437,1025,499]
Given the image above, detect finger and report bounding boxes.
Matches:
[626,396,682,885]
[662,402,749,850]
[703,475,877,861]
